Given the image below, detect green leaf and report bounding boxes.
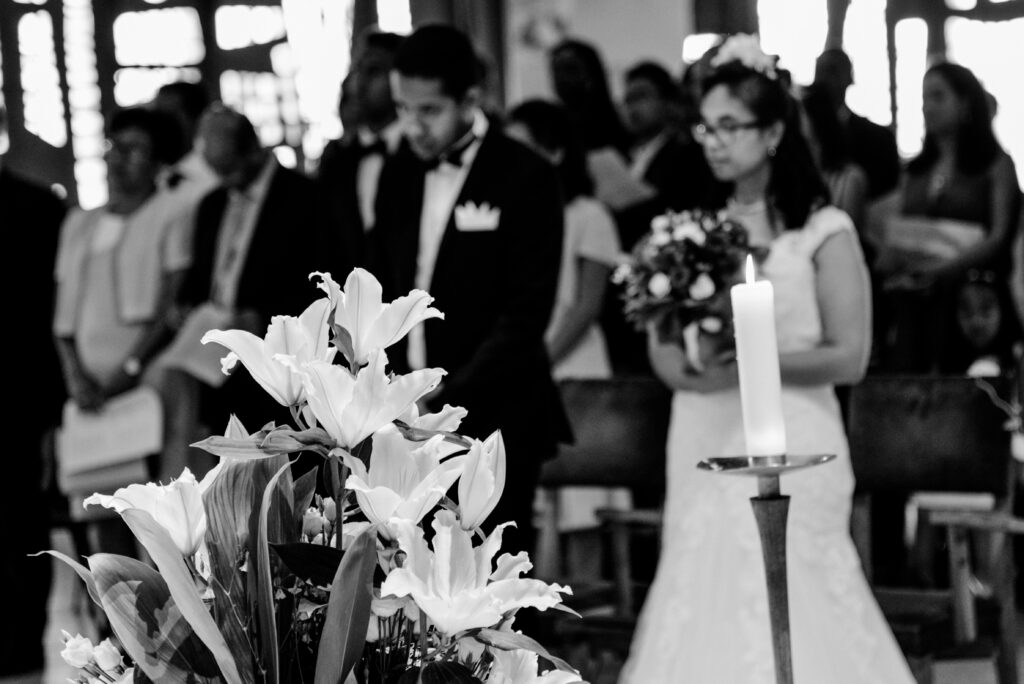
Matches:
[314,526,377,684]
[44,550,218,683]
[270,542,343,587]
[208,578,256,684]
[473,628,579,674]
[35,550,102,607]
[89,553,220,682]
[121,509,244,684]
[256,461,295,684]
[292,468,319,527]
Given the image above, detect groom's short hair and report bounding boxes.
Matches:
[393,24,479,100]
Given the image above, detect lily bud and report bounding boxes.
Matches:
[60,632,94,668]
[458,431,507,531]
[92,638,123,671]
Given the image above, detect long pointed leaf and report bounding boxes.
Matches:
[89,553,220,682]
[473,628,578,674]
[121,509,243,684]
[256,461,294,684]
[314,527,377,684]
[36,550,102,606]
[293,467,319,528]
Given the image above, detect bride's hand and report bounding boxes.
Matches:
[683,351,739,393]
[650,331,739,393]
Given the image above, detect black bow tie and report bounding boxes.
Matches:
[423,134,476,171]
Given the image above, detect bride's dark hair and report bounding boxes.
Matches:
[701,61,830,230]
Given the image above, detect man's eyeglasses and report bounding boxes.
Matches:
[691,120,763,146]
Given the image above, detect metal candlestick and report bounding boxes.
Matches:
[696,454,836,684]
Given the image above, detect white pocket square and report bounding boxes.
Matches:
[454,201,501,232]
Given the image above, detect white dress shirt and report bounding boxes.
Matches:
[407,109,489,369]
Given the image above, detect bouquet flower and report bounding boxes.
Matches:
[42,268,580,684]
[613,209,755,370]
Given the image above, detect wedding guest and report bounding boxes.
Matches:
[151,80,220,201]
[0,104,66,684]
[506,98,627,577]
[548,40,647,377]
[878,62,1020,372]
[549,38,630,157]
[622,61,713,217]
[319,31,404,267]
[53,107,189,553]
[812,48,900,200]
[621,36,915,683]
[369,24,569,556]
[800,83,868,232]
[176,104,337,444]
[936,269,1023,376]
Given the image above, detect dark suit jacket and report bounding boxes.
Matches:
[180,161,340,427]
[181,161,338,320]
[846,112,900,200]
[317,137,373,268]
[369,131,571,456]
[2,168,67,432]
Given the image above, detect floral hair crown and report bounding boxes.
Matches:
[709,33,778,80]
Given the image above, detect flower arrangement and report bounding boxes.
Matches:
[710,33,778,80]
[613,209,755,370]
[42,268,580,684]
[60,632,133,684]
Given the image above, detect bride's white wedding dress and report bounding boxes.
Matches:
[620,206,915,683]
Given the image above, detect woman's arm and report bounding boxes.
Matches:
[923,154,1020,280]
[547,257,611,365]
[101,269,188,399]
[648,323,739,393]
[779,229,871,386]
[55,336,103,411]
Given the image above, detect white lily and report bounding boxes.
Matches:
[458,431,506,531]
[83,467,218,557]
[312,269,444,366]
[398,402,468,433]
[284,349,445,449]
[343,425,465,536]
[380,511,572,636]
[201,298,335,407]
[487,649,582,684]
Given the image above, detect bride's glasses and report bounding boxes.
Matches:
[691,119,763,146]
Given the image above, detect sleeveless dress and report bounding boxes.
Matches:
[620,206,915,684]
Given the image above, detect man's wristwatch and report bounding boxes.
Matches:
[122,356,142,378]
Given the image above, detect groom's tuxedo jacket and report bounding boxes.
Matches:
[369,129,572,458]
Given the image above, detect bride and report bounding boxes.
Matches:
[620,37,916,683]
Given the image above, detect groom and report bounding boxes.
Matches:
[369,24,569,555]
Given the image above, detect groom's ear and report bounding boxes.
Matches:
[458,86,482,115]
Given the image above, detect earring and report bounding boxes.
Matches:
[768,146,777,157]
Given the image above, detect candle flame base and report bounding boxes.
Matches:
[696,453,836,684]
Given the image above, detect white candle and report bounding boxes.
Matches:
[730,255,787,456]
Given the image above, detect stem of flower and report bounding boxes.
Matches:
[418,612,428,665]
[83,664,116,683]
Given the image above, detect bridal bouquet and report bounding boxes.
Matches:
[43,269,580,684]
[613,209,753,370]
